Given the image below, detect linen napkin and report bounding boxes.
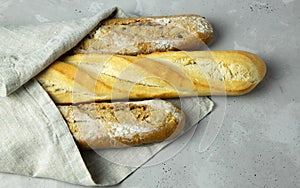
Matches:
[0,7,214,186]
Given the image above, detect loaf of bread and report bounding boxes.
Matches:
[37,50,266,104]
[58,99,184,149]
[71,14,213,55]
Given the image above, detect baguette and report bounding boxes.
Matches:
[71,14,213,55]
[58,99,184,149]
[37,50,266,104]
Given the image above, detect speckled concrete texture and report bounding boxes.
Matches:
[0,0,299,187]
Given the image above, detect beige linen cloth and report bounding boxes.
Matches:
[0,7,213,186]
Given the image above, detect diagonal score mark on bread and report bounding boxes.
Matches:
[64,54,188,89]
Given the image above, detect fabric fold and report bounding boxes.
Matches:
[0,7,117,96]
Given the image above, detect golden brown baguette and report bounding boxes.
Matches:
[37,50,266,104]
[58,99,184,149]
[72,14,213,55]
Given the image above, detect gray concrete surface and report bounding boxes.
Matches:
[0,0,299,187]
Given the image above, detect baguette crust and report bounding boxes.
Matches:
[37,50,266,104]
[58,100,184,149]
[72,14,213,55]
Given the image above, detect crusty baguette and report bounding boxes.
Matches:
[71,14,213,55]
[37,50,266,104]
[58,99,184,149]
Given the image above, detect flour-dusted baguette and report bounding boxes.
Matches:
[72,14,213,55]
[58,99,184,149]
[37,50,266,104]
